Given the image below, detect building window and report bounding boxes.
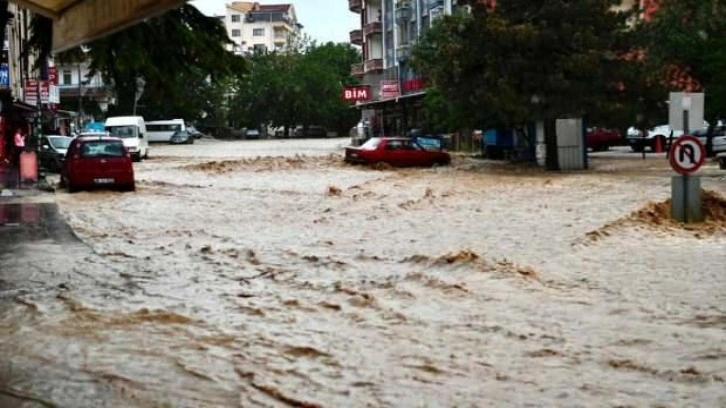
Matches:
[231,14,240,22]
[253,28,265,36]
[62,70,72,85]
[231,29,241,37]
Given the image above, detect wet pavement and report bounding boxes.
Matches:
[0,138,724,407]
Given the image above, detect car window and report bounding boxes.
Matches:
[107,126,137,139]
[386,140,403,150]
[48,136,72,149]
[80,141,126,158]
[360,138,381,150]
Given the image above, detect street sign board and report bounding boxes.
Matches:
[380,80,399,99]
[669,135,706,175]
[669,92,704,132]
[342,85,371,102]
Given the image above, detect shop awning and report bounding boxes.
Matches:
[353,91,427,109]
[11,0,185,53]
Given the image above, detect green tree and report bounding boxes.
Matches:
[638,0,726,153]
[230,42,360,136]
[413,1,649,169]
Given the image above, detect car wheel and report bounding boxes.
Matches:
[373,161,388,170]
[133,153,141,162]
[121,182,136,192]
[143,149,149,160]
[719,157,726,170]
[67,179,79,193]
[631,145,643,153]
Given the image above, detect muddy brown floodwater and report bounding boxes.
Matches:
[1,139,725,407]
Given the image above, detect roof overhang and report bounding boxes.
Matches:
[353,91,427,109]
[11,0,185,53]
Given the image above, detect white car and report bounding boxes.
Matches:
[626,123,707,152]
[692,126,726,156]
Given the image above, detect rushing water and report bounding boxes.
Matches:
[1,139,725,407]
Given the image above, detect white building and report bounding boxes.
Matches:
[223,2,303,54]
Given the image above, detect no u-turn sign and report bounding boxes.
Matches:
[669,135,706,175]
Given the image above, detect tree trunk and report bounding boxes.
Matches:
[544,118,559,171]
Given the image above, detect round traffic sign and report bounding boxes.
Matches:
[669,135,706,175]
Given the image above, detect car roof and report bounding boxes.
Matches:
[76,136,123,143]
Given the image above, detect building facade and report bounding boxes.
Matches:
[223,1,303,55]
[349,0,458,136]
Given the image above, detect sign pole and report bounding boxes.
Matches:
[669,135,705,223]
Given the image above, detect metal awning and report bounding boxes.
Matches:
[12,0,185,53]
[353,91,427,109]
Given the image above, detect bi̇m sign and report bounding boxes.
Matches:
[342,85,371,102]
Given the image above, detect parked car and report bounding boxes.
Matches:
[38,135,72,172]
[691,126,726,156]
[187,125,204,139]
[61,136,135,192]
[245,128,261,139]
[345,137,451,167]
[586,128,621,151]
[626,122,713,152]
[294,125,328,138]
[626,124,683,152]
[169,129,195,145]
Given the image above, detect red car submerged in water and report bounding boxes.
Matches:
[586,128,622,151]
[61,136,136,192]
[345,137,451,167]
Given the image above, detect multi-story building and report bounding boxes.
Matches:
[223,1,303,55]
[349,0,458,136]
[55,59,114,118]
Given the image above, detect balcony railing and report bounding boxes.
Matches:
[395,2,412,24]
[349,29,363,45]
[363,21,382,36]
[396,45,411,61]
[364,58,384,73]
[351,63,364,77]
[349,0,362,13]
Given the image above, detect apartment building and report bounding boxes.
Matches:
[223,2,303,55]
[349,0,458,136]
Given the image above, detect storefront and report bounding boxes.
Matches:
[0,99,35,189]
[355,91,427,138]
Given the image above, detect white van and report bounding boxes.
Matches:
[146,119,186,143]
[105,116,149,162]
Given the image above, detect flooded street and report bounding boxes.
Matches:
[1,138,725,407]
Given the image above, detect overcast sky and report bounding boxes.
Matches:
[189,0,359,44]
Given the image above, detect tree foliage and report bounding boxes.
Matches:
[25,2,246,122]
[230,42,360,135]
[637,0,726,121]
[412,1,662,134]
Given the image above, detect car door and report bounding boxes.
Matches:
[382,140,406,165]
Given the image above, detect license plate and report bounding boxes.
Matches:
[94,178,114,184]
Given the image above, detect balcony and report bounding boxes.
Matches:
[364,58,384,73]
[349,0,362,13]
[395,2,412,24]
[351,62,364,77]
[363,21,382,37]
[396,45,411,61]
[349,29,363,45]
